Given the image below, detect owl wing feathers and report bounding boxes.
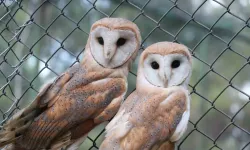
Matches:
[0,64,81,148]
[37,63,81,108]
[20,77,126,149]
[126,88,189,150]
[100,87,189,150]
[48,79,127,150]
[0,65,79,147]
[0,63,127,150]
[48,119,94,150]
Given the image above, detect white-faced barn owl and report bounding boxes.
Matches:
[0,18,141,150]
[100,42,192,150]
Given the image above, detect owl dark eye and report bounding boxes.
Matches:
[151,61,159,69]
[116,38,126,46]
[97,37,104,45]
[171,60,180,68]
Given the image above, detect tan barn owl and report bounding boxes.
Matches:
[0,18,141,150]
[100,42,192,150]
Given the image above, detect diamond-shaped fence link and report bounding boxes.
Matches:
[0,0,250,149]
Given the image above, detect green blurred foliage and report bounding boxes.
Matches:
[0,0,250,149]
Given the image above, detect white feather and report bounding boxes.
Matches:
[105,112,132,139]
[105,109,125,133]
[170,92,190,142]
[160,92,175,106]
[170,110,190,142]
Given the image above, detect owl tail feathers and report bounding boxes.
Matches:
[0,106,38,148]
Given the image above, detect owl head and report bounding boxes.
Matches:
[137,42,192,89]
[85,18,141,69]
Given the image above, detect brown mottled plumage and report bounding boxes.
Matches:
[100,42,192,150]
[0,18,141,150]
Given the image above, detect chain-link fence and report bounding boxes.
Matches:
[0,0,250,149]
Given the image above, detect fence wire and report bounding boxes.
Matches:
[0,0,250,150]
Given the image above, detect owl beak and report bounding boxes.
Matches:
[163,74,168,87]
[104,46,116,62]
[163,70,171,88]
[159,71,169,88]
[162,75,169,88]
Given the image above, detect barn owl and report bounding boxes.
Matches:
[0,18,141,150]
[100,42,192,150]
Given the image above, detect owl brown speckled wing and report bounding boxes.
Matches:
[0,64,81,147]
[100,87,189,150]
[0,63,127,150]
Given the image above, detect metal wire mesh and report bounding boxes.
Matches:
[0,0,250,149]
